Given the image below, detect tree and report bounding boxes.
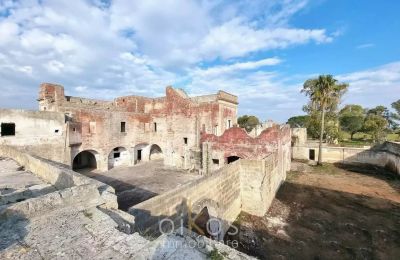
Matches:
[363,114,387,142]
[287,115,309,128]
[339,105,365,140]
[391,99,400,129]
[301,75,348,165]
[237,115,260,132]
[392,99,400,115]
[368,105,397,130]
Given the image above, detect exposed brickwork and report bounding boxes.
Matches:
[201,124,291,173]
[36,83,238,171]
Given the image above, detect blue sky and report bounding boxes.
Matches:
[0,0,399,122]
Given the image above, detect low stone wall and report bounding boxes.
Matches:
[0,145,91,189]
[129,153,288,238]
[129,161,242,239]
[292,141,400,175]
[0,146,118,220]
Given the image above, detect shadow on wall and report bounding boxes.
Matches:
[0,209,29,251]
[335,142,400,177]
[225,181,400,259]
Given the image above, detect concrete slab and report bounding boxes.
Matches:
[77,160,201,210]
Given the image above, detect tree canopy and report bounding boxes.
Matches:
[339,105,365,140]
[287,115,309,128]
[301,75,348,164]
[237,115,260,132]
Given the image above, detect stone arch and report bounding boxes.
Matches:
[73,150,98,171]
[191,199,223,240]
[108,146,130,169]
[149,144,163,160]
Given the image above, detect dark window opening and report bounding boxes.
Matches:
[114,152,120,158]
[227,156,240,164]
[137,149,142,161]
[212,159,219,165]
[121,122,126,132]
[228,119,231,128]
[1,123,15,136]
[309,149,315,160]
[54,129,59,133]
[73,127,76,132]
[184,137,188,144]
[66,96,71,101]
[154,122,157,132]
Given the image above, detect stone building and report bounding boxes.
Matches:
[0,82,294,259]
[1,83,238,172]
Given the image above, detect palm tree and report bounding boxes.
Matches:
[301,75,348,165]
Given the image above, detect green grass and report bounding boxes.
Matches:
[209,249,224,260]
[338,132,400,147]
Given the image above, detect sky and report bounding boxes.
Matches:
[0,0,399,123]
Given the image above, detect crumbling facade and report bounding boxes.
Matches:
[2,83,238,172]
[0,82,294,258]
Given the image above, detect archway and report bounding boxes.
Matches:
[227,156,241,164]
[108,146,130,169]
[149,144,163,160]
[73,150,98,171]
[191,199,222,240]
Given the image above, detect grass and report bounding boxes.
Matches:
[209,249,225,260]
[338,132,400,147]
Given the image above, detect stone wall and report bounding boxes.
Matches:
[0,109,70,164]
[201,124,291,174]
[37,83,238,172]
[0,146,117,208]
[291,129,400,175]
[129,152,289,238]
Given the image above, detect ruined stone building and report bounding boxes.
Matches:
[0,83,292,259]
[1,83,238,172]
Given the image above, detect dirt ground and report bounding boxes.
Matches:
[225,162,400,260]
[78,160,200,210]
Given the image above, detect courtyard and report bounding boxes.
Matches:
[78,159,201,210]
[226,161,400,259]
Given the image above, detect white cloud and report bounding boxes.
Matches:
[356,43,375,49]
[192,58,282,77]
[0,0,336,121]
[109,0,332,66]
[199,19,331,60]
[337,62,400,109]
[0,21,19,46]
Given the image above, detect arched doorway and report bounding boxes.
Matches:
[227,156,241,164]
[73,150,98,171]
[149,144,163,160]
[108,147,130,169]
